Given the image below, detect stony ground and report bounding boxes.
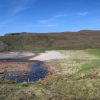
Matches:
[0,49,100,100]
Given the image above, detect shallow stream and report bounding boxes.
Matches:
[4,61,48,83]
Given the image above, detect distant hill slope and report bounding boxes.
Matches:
[0,30,100,51]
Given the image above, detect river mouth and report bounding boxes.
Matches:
[0,60,48,83]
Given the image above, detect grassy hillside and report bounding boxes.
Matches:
[0,30,100,51]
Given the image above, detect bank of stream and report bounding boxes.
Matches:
[1,61,48,83]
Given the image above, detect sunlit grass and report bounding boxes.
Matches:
[87,49,100,57]
[80,60,100,72]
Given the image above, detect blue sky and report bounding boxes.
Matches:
[0,0,100,35]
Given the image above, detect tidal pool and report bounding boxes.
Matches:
[4,61,48,83]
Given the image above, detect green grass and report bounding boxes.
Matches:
[79,60,100,72]
[87,49,100,57]
[1,78,100,100]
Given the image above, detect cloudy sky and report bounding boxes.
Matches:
[0,0,100,34]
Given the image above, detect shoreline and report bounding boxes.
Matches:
[0,60,50,83]
[0,50,66,83]
[38,61,60,83]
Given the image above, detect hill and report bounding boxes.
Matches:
[0,30,100,51]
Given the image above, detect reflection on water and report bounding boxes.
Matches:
[4,61,48,83]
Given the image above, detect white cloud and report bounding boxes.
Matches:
[29,11,89,28]
[0,0,37,30]
[78,12,88,16]
[11,0,36,16]
[54,14,68,18]
[47,24,58,27]
[34,13,68,27]
[0,19,14,30]
[30,23,58,28]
